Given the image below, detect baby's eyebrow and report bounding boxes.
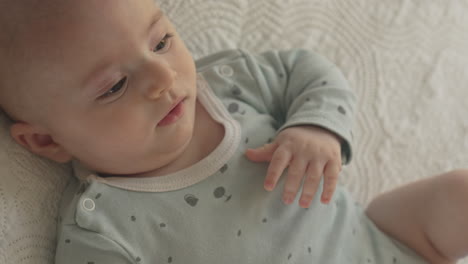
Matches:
[81,10,164,95]
[147,10,164,35]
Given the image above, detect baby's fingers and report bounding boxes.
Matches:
[264,147,291,191]
[282,158,308,204]
[299,163,323,208]
[321,160,341,204]
[245,143,277,163]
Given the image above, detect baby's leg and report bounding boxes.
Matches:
[365,169,468,264]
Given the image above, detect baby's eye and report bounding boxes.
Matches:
[152,34,174,53]
[99,77,127,99]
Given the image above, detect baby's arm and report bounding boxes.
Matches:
[240,49,355,207]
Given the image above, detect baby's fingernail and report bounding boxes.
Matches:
[299,200,309,208]
[264,181,274,191]
[283,195,294,204]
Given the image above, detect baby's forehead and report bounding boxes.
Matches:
[0,1,96,108]
[1,0,66,27]
[2,0,162,76]
[1,1,76,57]
[2,0,161,89]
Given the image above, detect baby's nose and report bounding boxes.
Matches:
[144,60,177,100]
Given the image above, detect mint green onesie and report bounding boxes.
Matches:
[54,49,427,264]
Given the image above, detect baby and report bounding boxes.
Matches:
[1,0,468,263]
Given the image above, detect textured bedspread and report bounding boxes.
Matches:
[1,0,467,263]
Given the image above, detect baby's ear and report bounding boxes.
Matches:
[10,122,72,163]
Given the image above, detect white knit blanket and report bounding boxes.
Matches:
[1,0,467,263]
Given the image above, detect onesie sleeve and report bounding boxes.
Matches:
[196,49,356,164]
[55,225,135,264]
[242,49,356,164]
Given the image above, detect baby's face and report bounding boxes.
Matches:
[10,0,198,175]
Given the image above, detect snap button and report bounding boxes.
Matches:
[219,65,234,77]
[82,198,95,211]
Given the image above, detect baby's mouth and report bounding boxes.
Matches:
[157,98,186,127]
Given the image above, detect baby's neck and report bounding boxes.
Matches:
[176,99,225,168]
[138,99,225,178]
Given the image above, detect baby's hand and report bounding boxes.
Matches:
[245,126,342,208]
